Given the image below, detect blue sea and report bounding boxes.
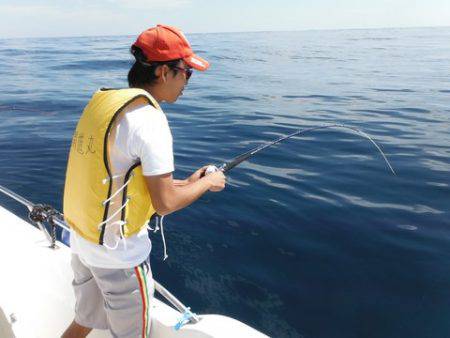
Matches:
[0,27,449,338]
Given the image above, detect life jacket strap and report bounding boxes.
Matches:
[102,174,133,206]
[97,197,130,229]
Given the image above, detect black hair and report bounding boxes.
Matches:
[128,45,181,88]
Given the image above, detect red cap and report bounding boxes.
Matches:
[133,24,209,71]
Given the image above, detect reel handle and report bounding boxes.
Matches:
[200,165,219,178]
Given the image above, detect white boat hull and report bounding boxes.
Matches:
[0,205,268,338]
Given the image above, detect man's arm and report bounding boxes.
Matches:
[145,170,225,216]
[173,179,188,186]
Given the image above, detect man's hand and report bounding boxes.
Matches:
[187,165,226,192]
[145,168,226,216]
[186,165,210,183]
[204,171,226,192]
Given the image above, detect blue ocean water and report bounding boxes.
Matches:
[0,27,449,338]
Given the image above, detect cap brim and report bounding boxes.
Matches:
[184,54,210,71]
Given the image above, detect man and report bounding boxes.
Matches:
[62,24,226,338]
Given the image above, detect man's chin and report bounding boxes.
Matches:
[172,93,183,103]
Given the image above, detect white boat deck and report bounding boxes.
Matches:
[0,205,268,338]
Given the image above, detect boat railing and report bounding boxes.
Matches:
[0,183,200,324]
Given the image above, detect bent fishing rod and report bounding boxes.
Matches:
[203,123,396,176]
[0,106,395,175]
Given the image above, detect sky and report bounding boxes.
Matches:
[0,0,449,38]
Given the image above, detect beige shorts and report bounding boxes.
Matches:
[70,254,154,338]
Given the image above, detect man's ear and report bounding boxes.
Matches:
[154,65,169,83]
[161,65,171,83]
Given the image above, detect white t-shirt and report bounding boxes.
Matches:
[70,103,174,269]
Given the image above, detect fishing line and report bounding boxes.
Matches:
[204,124,396,176]
[0,105,395,175]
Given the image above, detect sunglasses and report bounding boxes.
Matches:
[172,66,193,80]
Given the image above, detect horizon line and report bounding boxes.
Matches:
[1,24,449,41]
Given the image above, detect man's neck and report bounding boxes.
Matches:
[140,85,163,103]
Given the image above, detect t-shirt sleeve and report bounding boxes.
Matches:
[130,107,174,176]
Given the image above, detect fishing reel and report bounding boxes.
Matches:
[201,164,227,178]
[204,165,219,175]
[206,163,228,174]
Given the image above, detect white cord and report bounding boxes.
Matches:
[102,220,127,250]
[97,198,130,228]
[147,215,168,260]
[102,177,132,205]
[159,215,168,260]
[102,173,125,185]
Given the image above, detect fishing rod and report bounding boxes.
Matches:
[1,105,395,175]
[203,123,396,176]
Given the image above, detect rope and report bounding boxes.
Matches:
[49,218,57,249]
[97,198,130,228]
[160,215,168,260]
[101,176,132,205]
[102,220,127,250]
[102,173,126,185]
[147,215,169,260]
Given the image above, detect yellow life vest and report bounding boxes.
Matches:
[63,88,160,245]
